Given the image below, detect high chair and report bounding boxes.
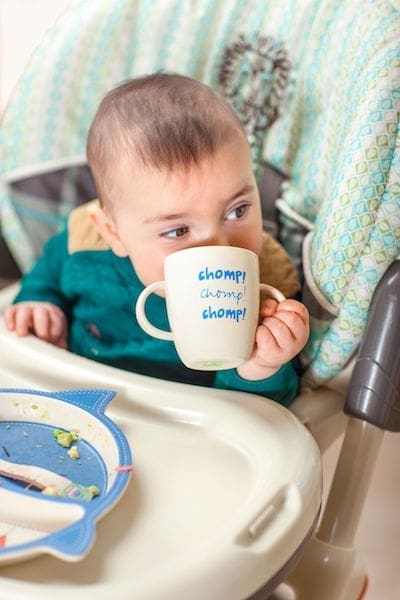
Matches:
[0,1,399,598]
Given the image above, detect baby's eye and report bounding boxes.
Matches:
[226,204,249,221]
[161,226,189,239]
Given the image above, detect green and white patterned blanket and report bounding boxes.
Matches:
[0,0,399,387]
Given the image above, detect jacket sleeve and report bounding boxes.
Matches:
[13,229,71,316]
[213,361,299,407]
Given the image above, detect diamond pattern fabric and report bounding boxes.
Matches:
[1,0,399,386]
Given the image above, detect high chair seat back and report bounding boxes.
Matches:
[0,0,399,387]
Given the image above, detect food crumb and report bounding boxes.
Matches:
[42,486,58,496]
[67,446,80,460]
[42,483,100,501]
[53,428,79,448]
[87,485,99,497]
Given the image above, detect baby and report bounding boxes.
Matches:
[4,73,309,406]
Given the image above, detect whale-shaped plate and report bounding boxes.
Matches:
[0,388,132,564]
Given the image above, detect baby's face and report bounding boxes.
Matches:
[108,136,263,287]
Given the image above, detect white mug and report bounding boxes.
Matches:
[135,245,285,370]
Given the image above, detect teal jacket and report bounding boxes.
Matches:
[14,206,300,406]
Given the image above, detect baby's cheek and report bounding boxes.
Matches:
[131,254,164,288]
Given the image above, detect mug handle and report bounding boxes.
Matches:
[135,281,174,341]
[260,283,286,303]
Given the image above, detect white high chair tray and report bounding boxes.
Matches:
[0,288,321,600]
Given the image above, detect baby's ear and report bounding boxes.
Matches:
[87,200,128,257]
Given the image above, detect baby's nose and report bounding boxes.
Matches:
[199,232,229,247]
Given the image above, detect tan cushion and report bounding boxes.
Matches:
[68,200,109,254]
[259,232,300,298]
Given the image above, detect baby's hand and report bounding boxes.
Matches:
[237,298,309,381]
[3,302,68,349]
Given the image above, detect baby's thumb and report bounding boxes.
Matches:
[259,298,279,318]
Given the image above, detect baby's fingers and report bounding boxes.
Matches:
[258,314,296,351]
[31,306,55,341]
[273,306,309,346]
[48,309,68,347]
[13,305,35,336]
[276,300,309,327]
[3,306,16,330]
[32,305,67,345]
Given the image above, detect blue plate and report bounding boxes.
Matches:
[0,388,132,563]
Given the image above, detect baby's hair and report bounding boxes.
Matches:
[87,72,246,207]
